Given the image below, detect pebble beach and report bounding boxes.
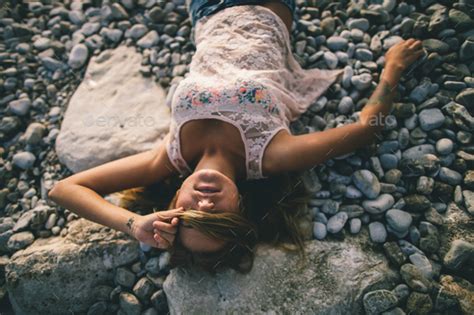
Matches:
[0,0,473,314]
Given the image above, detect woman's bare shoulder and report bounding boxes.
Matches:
[262,129,293,176]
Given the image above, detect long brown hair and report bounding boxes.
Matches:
[115,170,312,274]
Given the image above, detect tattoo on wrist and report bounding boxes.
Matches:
[126,217,135,233]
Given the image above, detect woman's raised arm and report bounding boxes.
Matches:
[48,134,178,241]
[265,39,424,175]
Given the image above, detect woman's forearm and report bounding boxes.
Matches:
[48,183,139,237]
[359,65,402,130]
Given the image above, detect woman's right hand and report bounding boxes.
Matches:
[384,39,424,74]
[132,207,184,249]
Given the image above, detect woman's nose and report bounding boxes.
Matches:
[197,199,214,210]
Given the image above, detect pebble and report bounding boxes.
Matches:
[321,200,340,215]
[455,88,474,108]
[443,239,474,271]
[33,37,52,51]
[68,44,89,69]
[337,96,353,114]
[460,38,474,61]
[385,209,412,234]
[327,212,348,234]
[363,289,398,315]
[354,48,373,61]
[145,257,161,275]
[400,263,432,293]
[406,292,433,314]
[351,73,372,91]
[12,152,36,170]
[352,169,380,199]
[369,222,387,243]
[111,3,129,19]
[349,218,361,234]
[416,176,434,195]
[320,17,335,36]
[133,277,155,301]
[418,108,445,131]
[7,231,35,250]
[422,39,450,54]
[345,185,363,199]
[9,98,31,116]
[342,66,353,89]
[409,253,433,279]
[409,81,432,104]
[314,212,328,224]
[362,194,395,214]
[313,222,327,240]
[115,267,136,288]
[101,28,123,43]
[119,292,142,315]
[348,18,370,31]
[383,242,407,267]
[126,24,148,39]
[464,190,474,215]
[137,31,159,48]
[435,138,453,155]
[327,36,348,51]
[438,167,462,185]
[323,51,338,69]
[23,122,46,145]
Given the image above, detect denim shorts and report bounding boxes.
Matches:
[185,0,298,31]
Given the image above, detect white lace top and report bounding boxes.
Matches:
[166,4,342,180]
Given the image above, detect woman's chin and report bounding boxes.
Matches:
[193,169,235,188]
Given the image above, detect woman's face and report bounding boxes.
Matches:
[175,169,240,252]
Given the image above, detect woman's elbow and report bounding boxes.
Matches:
[48,180,68,201]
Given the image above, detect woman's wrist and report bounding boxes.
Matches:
[125,214,141,239]
[382,63,403,88]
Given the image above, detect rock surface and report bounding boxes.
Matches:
[55,45,170,173]
[5,218,140,314]
[164,230,399,314]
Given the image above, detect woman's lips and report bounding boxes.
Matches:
[195,184,220,193]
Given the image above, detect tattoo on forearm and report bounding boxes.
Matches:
[126,217,135,232]
[366,79,395,107]
[360,78,398,128]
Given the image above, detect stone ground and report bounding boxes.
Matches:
[0,0,474,314]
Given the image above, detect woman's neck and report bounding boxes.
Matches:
[194,147,243,181]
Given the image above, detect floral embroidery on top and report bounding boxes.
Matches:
[175,78,281,117]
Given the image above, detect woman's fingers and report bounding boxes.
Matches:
[404,38,416,46]
[155,207,185,221]
[153,220,178,234]
[154,232,171,249]
[409,40,422,50]
[155,230,175,245]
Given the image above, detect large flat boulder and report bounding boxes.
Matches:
[163,229,400,314]
[5,218,140,315]
[55,44,170,173]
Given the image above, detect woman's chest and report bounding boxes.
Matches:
[179,119,247,171]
